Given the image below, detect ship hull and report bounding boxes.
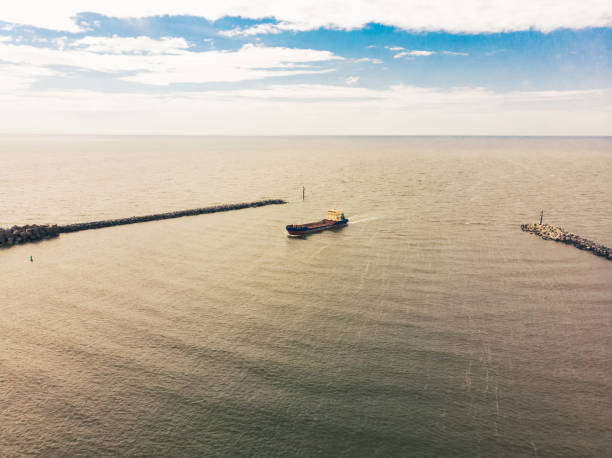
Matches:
[286,219,348,236]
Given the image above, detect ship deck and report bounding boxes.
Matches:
[288,219,334,229]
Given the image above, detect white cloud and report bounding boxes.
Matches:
[345,76,359,85]
[219,20,319,37]
[0,41,342,86]
[0,84,609,135]
[0,1,610,33]
[71,35,190,54]
[53,37,69,50]
[391,50,468,57]
[386,46,404,51]
[220,23,284,37]
[353,57,383,64]
[0,62,61,91]
[394,50,435,58]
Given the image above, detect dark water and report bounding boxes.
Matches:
[1,137,611,456]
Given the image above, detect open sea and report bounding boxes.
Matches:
[1,136,611,457]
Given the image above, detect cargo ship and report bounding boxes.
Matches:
[286,209,348,236]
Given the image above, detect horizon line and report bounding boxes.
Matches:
[1,134,611,138]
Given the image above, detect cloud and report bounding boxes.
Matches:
[0,62,61,91]
[0,1,610,33]
[442,51,468,56]
[0,41,342,86]
[2,83,607,105]
[485,49,508,56]
[1,85,609,135]
[353,57,383,64]
[345,76,359,85]
[386,46,404,51]
[394,50,435,58]
[71,35,190,54]
[219,20,320,37]
[220,23,285,37]
[392,50,468,58]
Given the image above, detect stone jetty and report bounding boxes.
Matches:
[0,199,286,249]
[521,223,612,261]
[0,224,60,247]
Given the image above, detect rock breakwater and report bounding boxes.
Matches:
[0,224,60,247]
[521,223,612,261]
[1,199,286,249]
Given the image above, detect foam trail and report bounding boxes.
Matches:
[349,217,379,225]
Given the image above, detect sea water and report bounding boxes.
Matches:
[1,136,611,456]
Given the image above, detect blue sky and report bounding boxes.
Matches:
[0,1,610,134]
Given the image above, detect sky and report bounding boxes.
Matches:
[0,1,610,135]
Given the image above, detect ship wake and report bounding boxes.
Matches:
[349,216,379,225]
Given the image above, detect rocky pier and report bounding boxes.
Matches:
[0,199,286,249]
[0,224,60,247]
[521,223,612,261]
